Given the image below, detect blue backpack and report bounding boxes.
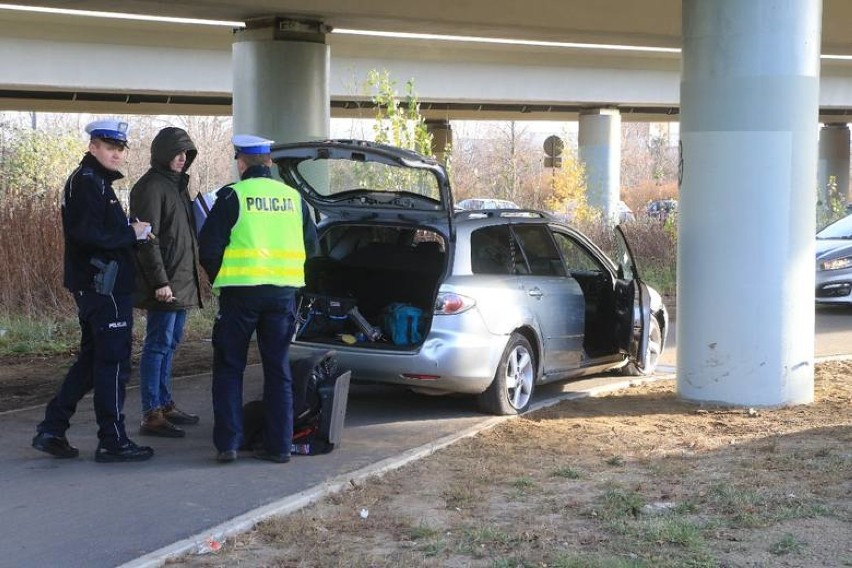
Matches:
[382,303,425,345]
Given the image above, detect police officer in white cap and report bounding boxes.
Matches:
[199,134,318,464]
[33,118,155,463]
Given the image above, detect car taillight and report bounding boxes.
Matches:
[434,292,475,315]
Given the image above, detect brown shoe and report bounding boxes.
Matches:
[139,409,185,438]
[162,401,200,425]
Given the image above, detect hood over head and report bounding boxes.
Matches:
[150,127,197,172]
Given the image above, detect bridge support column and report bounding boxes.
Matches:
[232,18,330,149]
[818,123,850,209]
[678,0,819,406]
[426,119,452,164]
[578,108,621,222]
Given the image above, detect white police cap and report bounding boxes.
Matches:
[232,134,274,156]
[85,119,130,147]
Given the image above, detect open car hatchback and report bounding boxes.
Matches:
[273,139,667,415]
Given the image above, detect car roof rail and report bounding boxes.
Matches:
[454,208,552,221]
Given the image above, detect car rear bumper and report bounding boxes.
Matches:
[291,311,509,395]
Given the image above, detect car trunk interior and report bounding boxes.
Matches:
[295,224,447,349]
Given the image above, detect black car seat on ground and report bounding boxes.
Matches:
[241,351,349,455]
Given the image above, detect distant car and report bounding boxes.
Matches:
[816,213,852,304]
[646,199,677,221]
[457,198,520,211]
[271,139,668,416]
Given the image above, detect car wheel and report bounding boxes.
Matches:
[622,315,663,376]
[477,333,536,415]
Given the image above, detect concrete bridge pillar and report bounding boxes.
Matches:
[232,18,330,150]
[818,123,850,208]
[426,119,452,164]
[678,0,820,406]
[578,108,621,223]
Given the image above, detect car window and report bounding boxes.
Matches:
[512,225,567,277]
[552,232,604,274]
[471,225,526,275]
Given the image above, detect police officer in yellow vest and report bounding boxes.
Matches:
[198,134,318,464]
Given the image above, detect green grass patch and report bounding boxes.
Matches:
[0,314,79,356]
[706,483,828,528]
[551,466,581,479]
[769,533,807,556]
[593,489,645,521]
[640,517,706,550]
[406,522,441,541]
[550,553,650,568]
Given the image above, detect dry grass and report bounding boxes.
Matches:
[173,362,852,568]
[0,194,72,317]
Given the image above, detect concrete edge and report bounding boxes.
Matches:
[118,373,674,568]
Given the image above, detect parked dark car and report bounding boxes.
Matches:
[646,199,677,221]
[816,212,852,304]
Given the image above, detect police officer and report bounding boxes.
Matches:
[199,134,318,463]
[32,119,155,463]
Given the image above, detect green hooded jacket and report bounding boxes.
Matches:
[129,127,202,311]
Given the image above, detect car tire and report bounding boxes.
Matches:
[477,333,536,415]
[621,315,663,376]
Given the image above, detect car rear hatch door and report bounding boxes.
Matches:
[270,139,454,232]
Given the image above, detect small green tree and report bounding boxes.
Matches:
[0,126,80,201]
[817,175,845,230]
[545,148,597,222]
[365,69,433,156]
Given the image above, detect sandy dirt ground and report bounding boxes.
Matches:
[162,359,848,568]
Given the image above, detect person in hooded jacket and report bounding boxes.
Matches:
[130,126,203,438]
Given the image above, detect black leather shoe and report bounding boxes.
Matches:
[94,440,154,463]
[254,449,291,463]
[32,432,79,459]
[217,450,237,463]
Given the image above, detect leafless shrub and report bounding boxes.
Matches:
[0,192,72,317]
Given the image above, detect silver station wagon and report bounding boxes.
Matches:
[273,140,668,415]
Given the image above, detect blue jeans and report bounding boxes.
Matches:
[139,309,187,413]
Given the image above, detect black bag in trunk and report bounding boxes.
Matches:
[297,294,358,338]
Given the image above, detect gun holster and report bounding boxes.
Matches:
[90,258,119,295]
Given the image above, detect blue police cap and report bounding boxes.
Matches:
[85,119,130,147]
[232,134,274,156]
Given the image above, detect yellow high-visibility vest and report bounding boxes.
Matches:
[213,177,306,289]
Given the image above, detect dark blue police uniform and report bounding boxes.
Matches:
[199,161,318,462]
[35,153,142,455]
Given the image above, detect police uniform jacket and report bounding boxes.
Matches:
[129,127,202,310]
[198,164,319,297]
[62,152,137,295]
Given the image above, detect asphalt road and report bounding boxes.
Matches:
[0,308,848,567]
[658,305,852,366]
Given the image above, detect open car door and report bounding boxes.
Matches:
[613,225,651,371]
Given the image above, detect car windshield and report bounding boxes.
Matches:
[817,214,852,239]
[294,158,442,205]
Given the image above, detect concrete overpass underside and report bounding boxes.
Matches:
[1,7,851,122]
